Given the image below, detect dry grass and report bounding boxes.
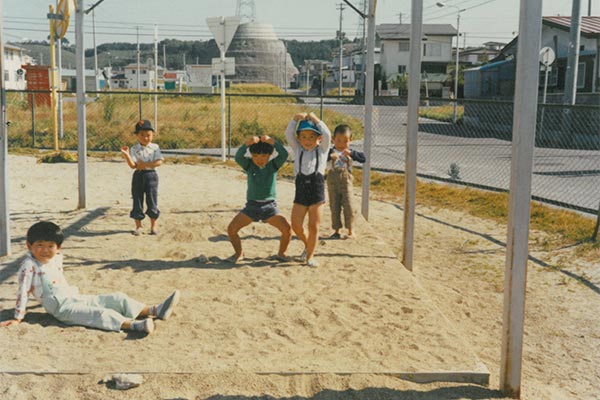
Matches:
[6,89,363,151]
[419,104,464,123]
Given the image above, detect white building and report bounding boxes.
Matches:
[4,44,33,90]
[376,23,456,79]
[123,63,165,90]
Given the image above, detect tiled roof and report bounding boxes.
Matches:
[543,16,600,37]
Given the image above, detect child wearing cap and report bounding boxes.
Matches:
[0,221,181,334]
[285,112,331,267]
[327,124,366,239]
[120,120,164,236]
[227,135,291,264]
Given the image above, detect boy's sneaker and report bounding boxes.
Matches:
[306,258,319,268]
[133,228,142,236]
[131,318,154,334]
[156,290,181,320]
[329,232,341,240]
[150,229,159,235]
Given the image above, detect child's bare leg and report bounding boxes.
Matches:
[291,203,309,247]
[150,218,158,233]
[266,214,292,256]
[305,203,323,260]
[135,219,142,229]
[137,306,151,318]
[227,212,253,260]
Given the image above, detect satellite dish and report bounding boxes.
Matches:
[539,47,555,67]
[55,0,75,39]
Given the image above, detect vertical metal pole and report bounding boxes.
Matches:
[305,61,310,95]
[284,40,288,94]
[564,0,582,105]
[500,0,542,397]
[338,2,344,97]
[0,0,11,256]
[56,0,63,139]
[154,25,158,133]
[361,0,375,220]
[220,18,226,162]
[92,9,99,96]
[401,0,423,271]
[227,94,232,160]
[137,26,142,118]
[76,0,87,209]
[49,5,59,151]
[31,93,36,147]
[163,44,167,70]
[453,12,460,124]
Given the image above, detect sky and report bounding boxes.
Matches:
[3,0,599,49]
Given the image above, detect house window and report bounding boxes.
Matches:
[577,62,586,89]
[423,43,441,57]
[398,65,406,74]
[4,70,8,81]
[143,80,147,87]
[142,70,147,74]
[132,70,136,74]
[399,42,410,52]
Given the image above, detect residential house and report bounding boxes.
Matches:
[467,16,600,99]
[110,72,128,89]
[4,44,33,89]
[459,41,506,66]
[124,63,165,90]
[331,42,381,86]
[376,23,456,78]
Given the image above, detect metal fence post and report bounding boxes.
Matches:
[31,93,35,148]
[227,94,231,160]
[320,94,324,120]
[592,200,600,241]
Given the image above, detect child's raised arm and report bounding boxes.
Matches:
[307,112,331,152]
[120,146,137,169]
[234,136,258,170]
[285,113,307,150]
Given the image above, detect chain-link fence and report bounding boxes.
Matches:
[6,90,600,215]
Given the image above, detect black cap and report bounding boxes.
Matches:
[134,119,154,133]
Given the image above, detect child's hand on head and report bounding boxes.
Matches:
[294,113,308,121]
[260,135,275,145]
[307,112,320,124]
[245,136,259,146]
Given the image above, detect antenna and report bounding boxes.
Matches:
[236,0,256,22]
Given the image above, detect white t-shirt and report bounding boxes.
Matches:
[129,143,163,170]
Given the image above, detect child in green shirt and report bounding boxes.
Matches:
[227,135,291,263]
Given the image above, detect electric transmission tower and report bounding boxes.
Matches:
[236,0,256,22]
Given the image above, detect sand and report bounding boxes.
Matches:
[0,154,598,399]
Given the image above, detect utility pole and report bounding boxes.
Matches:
[163,44,167,70]
[338,3,345,97]
[564,0,582,105]
[0,0,10,256]
[305,60,310,95]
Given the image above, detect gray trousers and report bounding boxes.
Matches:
[42,292,145,332]
[327,169,355,230]
[130,170,160,220]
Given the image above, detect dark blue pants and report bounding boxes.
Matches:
[130,170,160,220]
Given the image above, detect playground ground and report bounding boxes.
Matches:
[0,155,598,399]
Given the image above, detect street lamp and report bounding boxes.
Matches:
[436,2,465,123]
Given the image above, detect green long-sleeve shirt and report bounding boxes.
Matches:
[235,140,289,201]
